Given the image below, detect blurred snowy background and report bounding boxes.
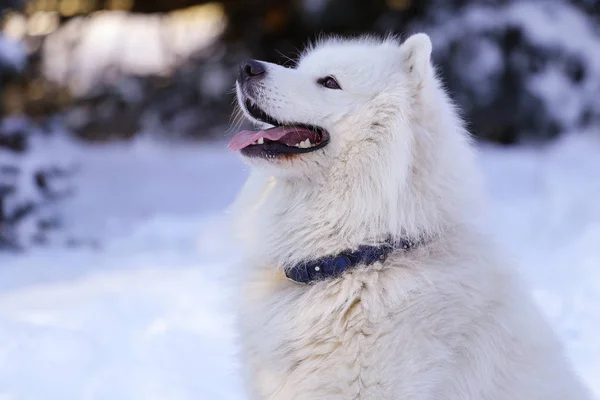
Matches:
[0,0,599,398]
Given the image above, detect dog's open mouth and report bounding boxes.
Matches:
[228,100,329,158]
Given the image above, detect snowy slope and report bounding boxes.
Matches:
[0,134,599,399]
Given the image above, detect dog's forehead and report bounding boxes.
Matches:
[297,41,399,76]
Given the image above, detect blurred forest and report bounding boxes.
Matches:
[1,0,600,248]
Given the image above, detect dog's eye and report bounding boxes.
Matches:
[317,76,341,90]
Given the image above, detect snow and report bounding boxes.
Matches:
[0,33,26,71]
[482,132,600,394]
[1,133,599,399]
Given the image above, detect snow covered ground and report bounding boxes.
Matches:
[0,133,599,399]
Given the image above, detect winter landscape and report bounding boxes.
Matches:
[1,0,600,399]
[1,131,599,399]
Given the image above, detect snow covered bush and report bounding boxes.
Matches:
[60,59,236,141]
[0,33,26,76]
[412,0,600,143]
[1,34,75,250]
[0,117,75,249]
[42,7,234,140]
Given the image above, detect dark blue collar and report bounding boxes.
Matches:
[285,238,417,284]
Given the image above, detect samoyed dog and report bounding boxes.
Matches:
[227,33,591,400]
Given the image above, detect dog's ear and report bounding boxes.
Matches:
[400,33,432,84]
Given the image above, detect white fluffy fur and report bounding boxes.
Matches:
[230,34,591,399]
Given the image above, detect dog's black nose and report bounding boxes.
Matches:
[239,60,266,81]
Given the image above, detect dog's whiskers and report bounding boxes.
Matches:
[226,103,247,135]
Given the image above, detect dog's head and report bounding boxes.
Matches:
[230,34,481,250]
[229,34,437,177]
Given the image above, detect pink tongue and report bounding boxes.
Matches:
[228,126,316,151]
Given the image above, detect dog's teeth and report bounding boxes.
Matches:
[257,137,264,145]
[306,139,312,147]
[252,141,258,145]
[295,142,302,148]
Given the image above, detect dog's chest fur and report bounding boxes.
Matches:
[239,260,423,400]
[237,241,588,400]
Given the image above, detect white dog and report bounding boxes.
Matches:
[228,33,591,400]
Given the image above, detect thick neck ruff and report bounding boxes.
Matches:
[285,238,417,284]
